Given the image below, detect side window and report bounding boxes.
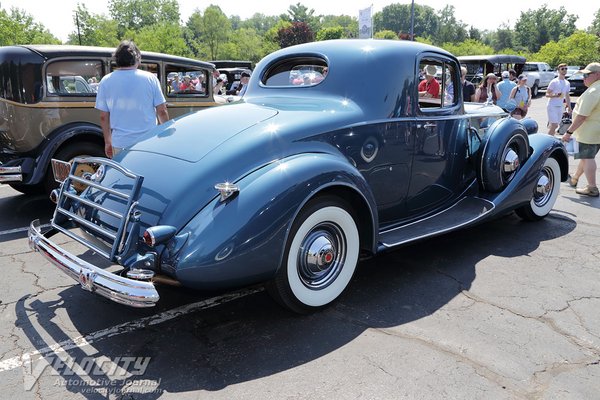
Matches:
[45,60,104,96]
[418,60,458,109]
[165,64,208,97]
[262,57,328,87]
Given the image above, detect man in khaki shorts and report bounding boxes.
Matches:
[562,62,600,197]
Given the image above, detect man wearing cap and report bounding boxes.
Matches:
[546,63,572,136]
[562,62,600,197]
[418,65,440,98]
[226,70,251,96]
[497,70,516,109]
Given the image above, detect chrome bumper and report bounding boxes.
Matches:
[28,219,159,308]
[0,164,22,183]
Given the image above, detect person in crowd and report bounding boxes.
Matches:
[95,40,168,158]
[460,66,475,102]
[227,70,251,96]
[418,65,440,98]
[561,62,600,197]
[496,70,516,109]
[509,69,518,82]
[179,75,194,92]
[212,69,225,94]
[475,73,501,104]
[508,74,532,119]
[546,63,572,136]
[170,74,180,93]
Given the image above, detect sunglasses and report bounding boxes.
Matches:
[559,67,567,71]
[583,72,595,78]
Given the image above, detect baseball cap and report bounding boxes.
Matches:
[501,71,509,78]
[580,63,600,74]
[518,74,527,81]
[241,70,252,78]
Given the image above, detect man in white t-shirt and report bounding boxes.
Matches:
[546,63,571,136]
[95,40,169,158]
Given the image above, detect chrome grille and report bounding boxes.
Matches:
[51,157,144,262]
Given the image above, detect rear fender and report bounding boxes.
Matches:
[484,133,567,212]
[166,153,377,289]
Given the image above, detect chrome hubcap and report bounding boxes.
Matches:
[503,149,520,173]
[298,222,346,290]
[534,167,554,206]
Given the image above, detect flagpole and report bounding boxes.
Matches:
[410,0,415,41]
[371,4,373,38]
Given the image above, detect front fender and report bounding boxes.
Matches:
[166,153,377,290]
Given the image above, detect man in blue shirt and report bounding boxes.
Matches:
[95,40,169,158]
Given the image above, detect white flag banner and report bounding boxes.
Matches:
[358,6,372,39]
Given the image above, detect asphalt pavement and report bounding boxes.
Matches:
[0,94,598,399]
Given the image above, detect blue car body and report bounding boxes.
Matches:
[29,39,568,312]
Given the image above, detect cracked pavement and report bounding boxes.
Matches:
[0,97,599,399]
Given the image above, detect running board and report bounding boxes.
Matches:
[379,197,495,248]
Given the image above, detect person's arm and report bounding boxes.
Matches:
[99,111,112,158]
[562,114,587,142]
[469,86,476,102]
[493,85,501,100]
[474,87,481,102]
[509,87,517,99]
[565,92,572,113]
[156,103,169,124]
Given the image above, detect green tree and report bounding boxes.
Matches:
[590,9,600,36]
[239,13,280,35]
[320,15,357,38]
[108,0,180,37]
[492,24,514,52]
[441,39,494,56]
[67,4,119,46]
[514,5,577,53]
[277,21,314,48]
[128,22,190,56]
[220,27,265,63]
[316,26,345,41]
[185,6,231,60]
[534,31,600,66]
[0,7,60,45]
[434,5,467,45]
[374,3,438,40]
[374,30,398,40]
[285,2,320,32]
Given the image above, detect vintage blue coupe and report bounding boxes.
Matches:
[29,40,568,313]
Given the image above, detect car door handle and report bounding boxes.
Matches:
[423,123,437,128]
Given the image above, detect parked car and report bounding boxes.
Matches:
[211,60,253,92]
[0,45,231,195]
[522,62,555,97]
[568,71,587,95]
[29,39,568,313]
[457,54,526,86]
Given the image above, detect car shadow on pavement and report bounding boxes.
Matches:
[0,192,54,242]
[13,212,576,397]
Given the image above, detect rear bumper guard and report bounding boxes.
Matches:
[28,219,159,308]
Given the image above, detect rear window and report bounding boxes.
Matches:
[262,57,328,87]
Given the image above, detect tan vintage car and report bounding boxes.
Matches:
[0,45,232,194]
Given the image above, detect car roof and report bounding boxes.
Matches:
[457,54,526,64]
[16,45,214,69]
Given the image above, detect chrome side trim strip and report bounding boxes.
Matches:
[28,220,159,308]
[0,165,22,182]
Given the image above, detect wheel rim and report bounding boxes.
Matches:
[297,222,346,290]
[533,164,555,207]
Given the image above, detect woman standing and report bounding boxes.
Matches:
[475,73,501,104]
[509,75,532,119]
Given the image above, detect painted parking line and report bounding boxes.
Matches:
[0,286,263,372]
[0,224,51,237]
